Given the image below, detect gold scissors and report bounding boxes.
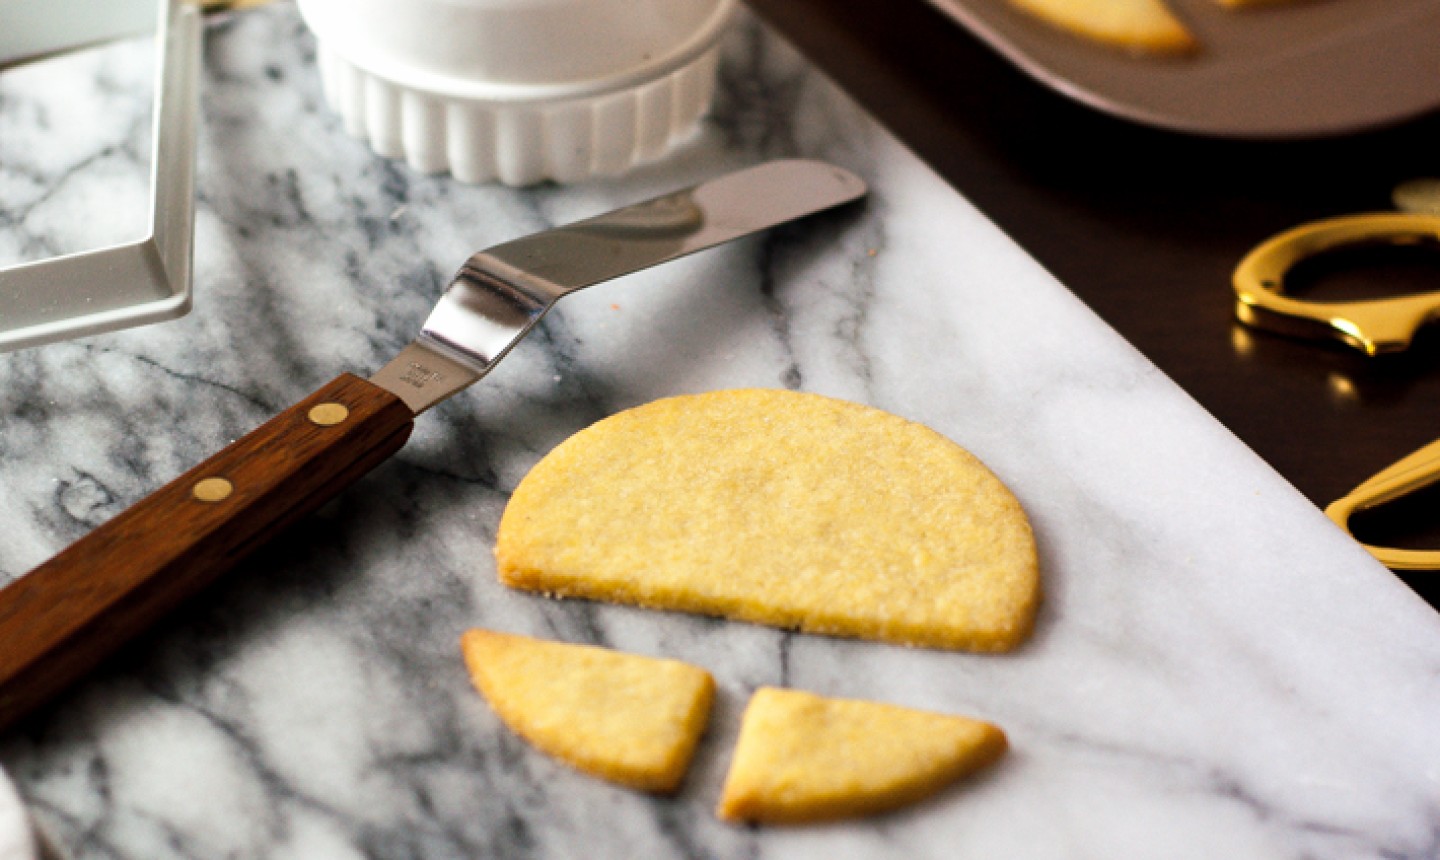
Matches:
[1232,179,1440,571]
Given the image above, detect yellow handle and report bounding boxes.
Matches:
[1233,213,1440,356]
[1326,437,1440,572]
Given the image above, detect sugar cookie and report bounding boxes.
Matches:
[1006,0,1198,54]
[461,629,713,792]
[496,389,1039,652]
[717,687,1007,823]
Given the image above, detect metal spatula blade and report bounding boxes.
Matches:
[373,159,867,412]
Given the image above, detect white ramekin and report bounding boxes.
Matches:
[296,0,735,185]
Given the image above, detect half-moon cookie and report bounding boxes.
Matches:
[495,389,1039,652]
[460,629,714,792]
[717,687,1008,823]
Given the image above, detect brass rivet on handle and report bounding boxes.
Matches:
[192,477,233,503]
[308,402,349,426]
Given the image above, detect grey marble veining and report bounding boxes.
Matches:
[1,4,1439,859]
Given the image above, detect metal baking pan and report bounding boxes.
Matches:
[926,0,1440,138]
[0,0,201,352]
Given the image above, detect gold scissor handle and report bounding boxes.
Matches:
[1326,437,1440,571]
[1233,213,1440,356]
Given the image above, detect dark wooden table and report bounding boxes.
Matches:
[745,0,1440,610]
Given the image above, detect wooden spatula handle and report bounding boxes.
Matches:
[0,373,414,731]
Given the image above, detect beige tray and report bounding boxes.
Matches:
[927,0,1440,138]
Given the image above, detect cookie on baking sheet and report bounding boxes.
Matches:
[1212,0,1302,7]
[717,687,1007,823]
[460,629,713,793]
[1005,0,1198,55]
[495,388,1039,652]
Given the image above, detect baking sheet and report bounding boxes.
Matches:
[926,0,1440,137]
[0,0,199,353]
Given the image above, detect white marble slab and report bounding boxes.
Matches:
[1,5,1437,859]
[0,764,36,860]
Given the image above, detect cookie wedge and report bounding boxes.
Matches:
[717,687,1007,823]
[461,629,713,792]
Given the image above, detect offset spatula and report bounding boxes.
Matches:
[0,159,867,730]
